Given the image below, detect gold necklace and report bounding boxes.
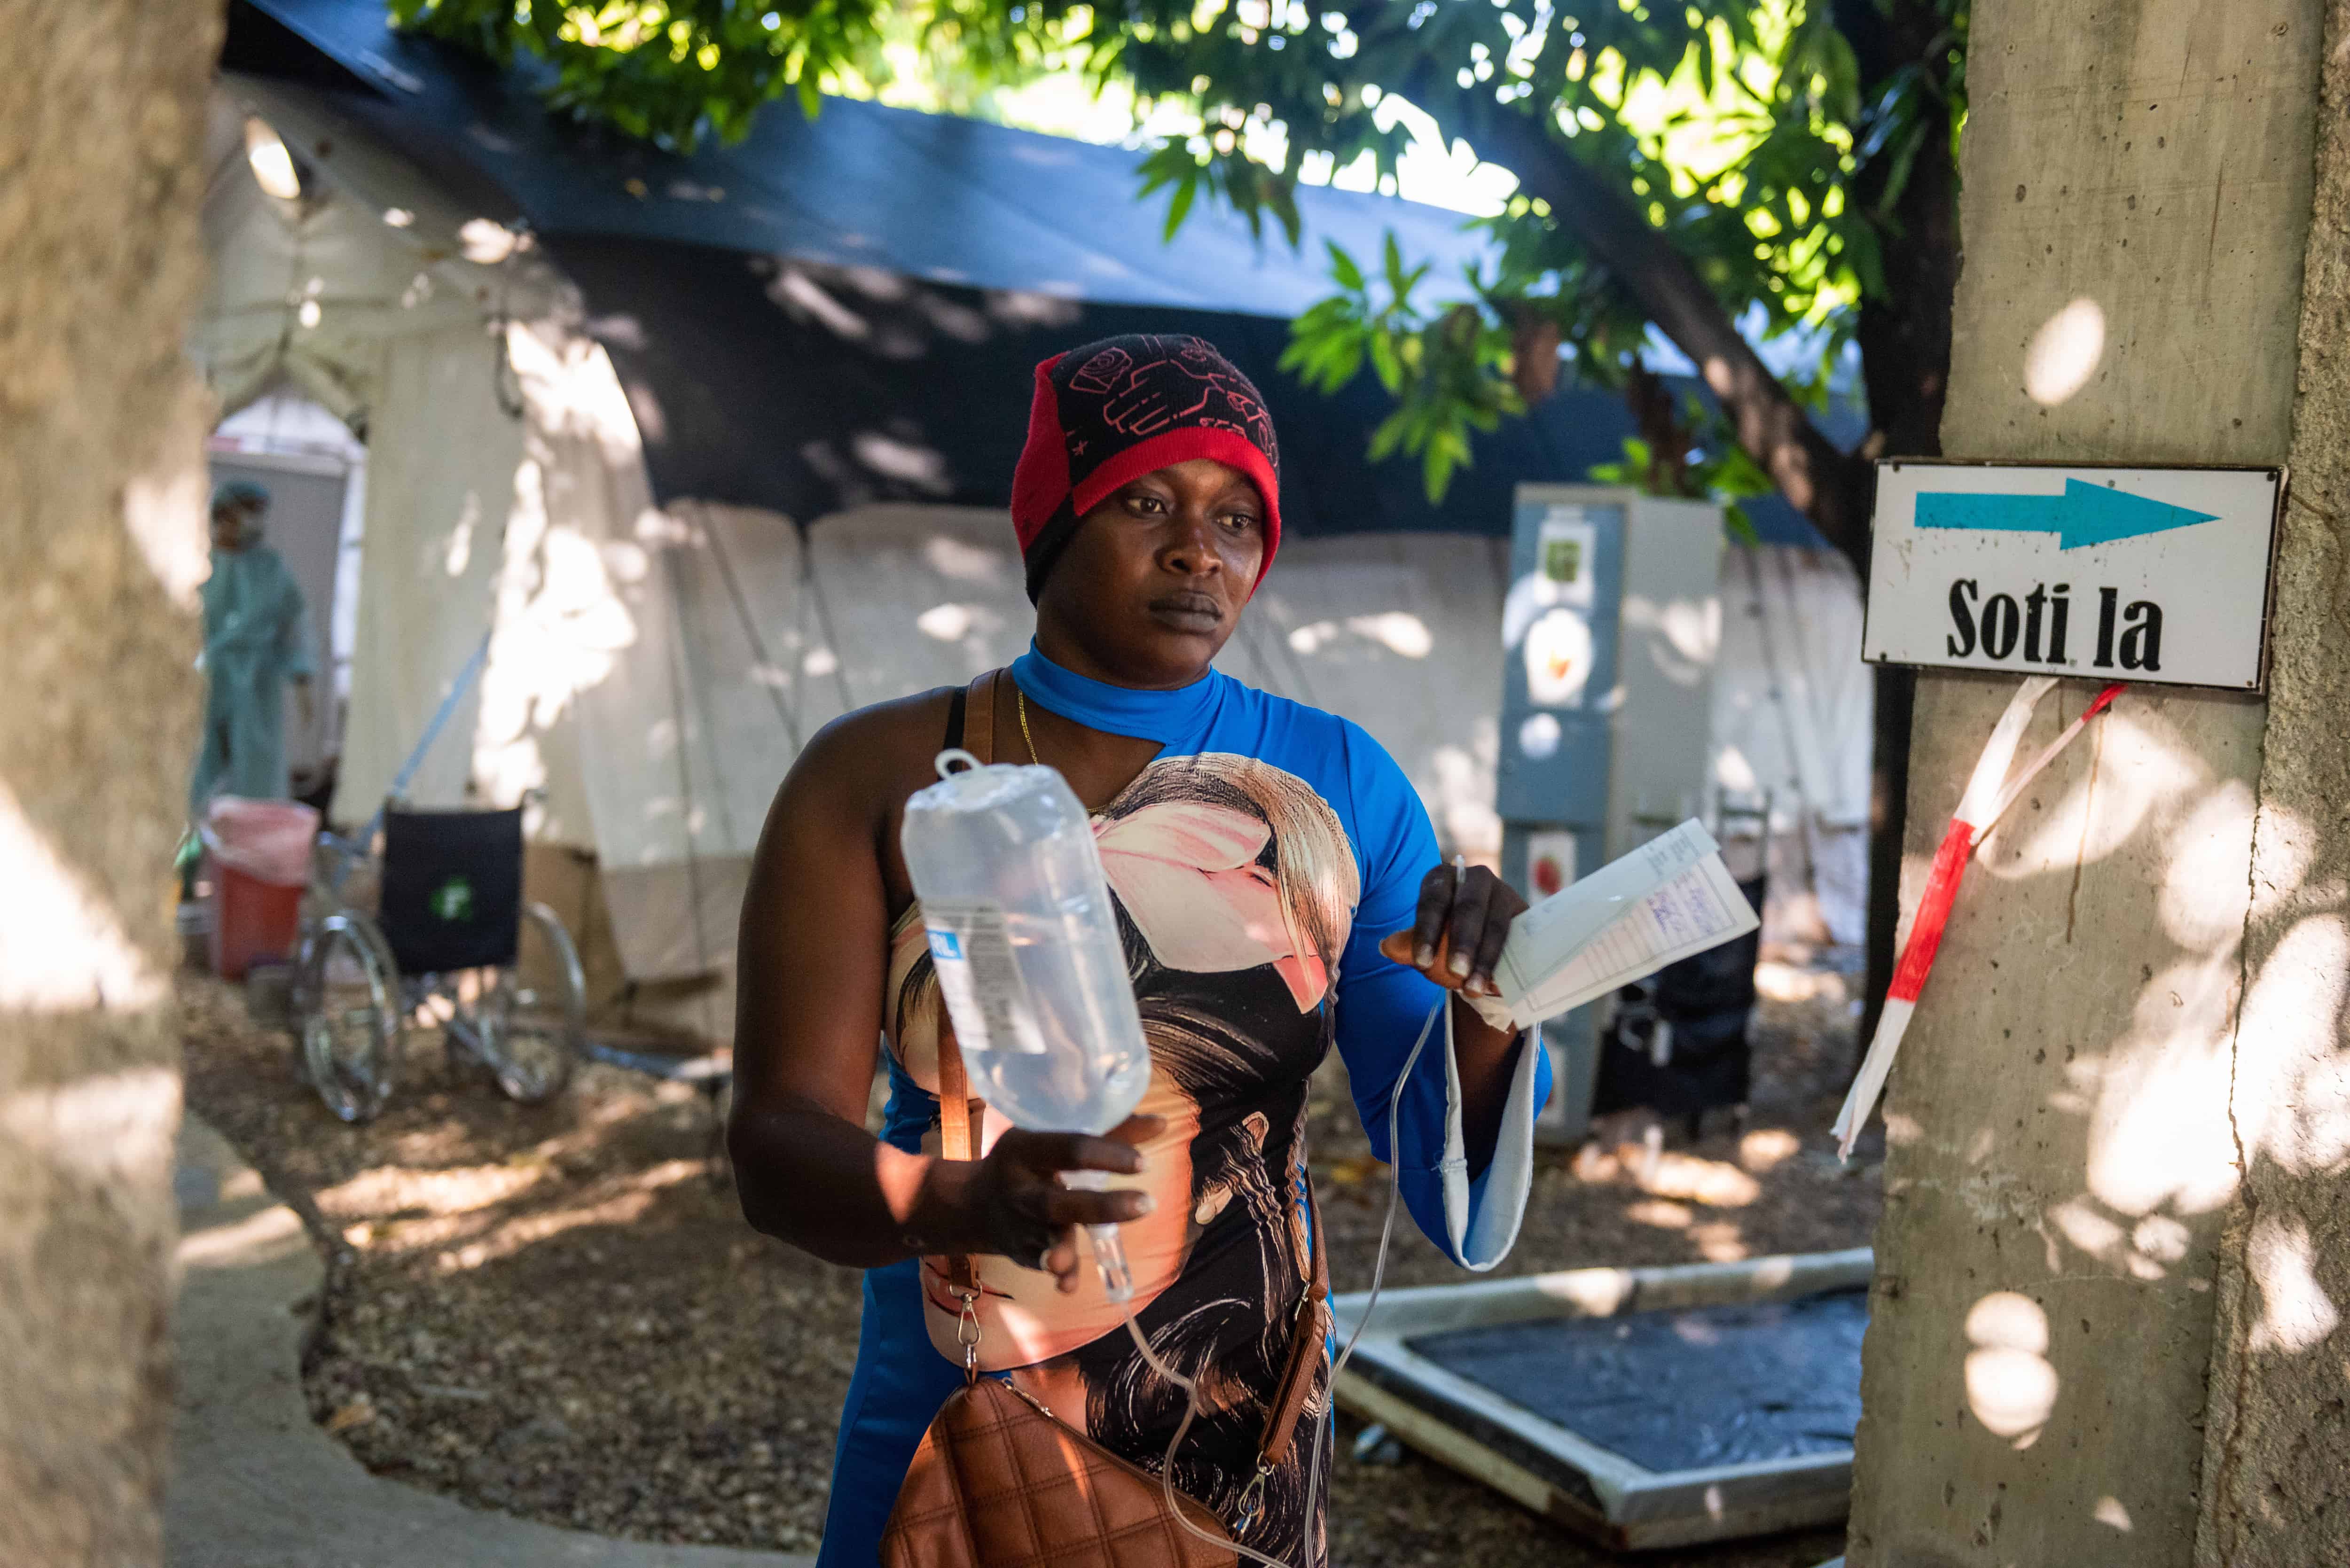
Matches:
[1017,688,1040,764]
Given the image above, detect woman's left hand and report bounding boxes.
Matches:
[1378,860,1528,1002]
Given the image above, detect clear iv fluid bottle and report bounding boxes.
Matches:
[901,751,1151,1298]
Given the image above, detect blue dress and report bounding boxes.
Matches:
[818,644,1551,1567]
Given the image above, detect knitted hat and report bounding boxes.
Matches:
[1009,334,1282,601]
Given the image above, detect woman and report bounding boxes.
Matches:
[731,334,1551,1568]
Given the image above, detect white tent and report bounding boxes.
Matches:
[193,74,1872,1039]
[197,77,576,825]
[1712,545,1874,945]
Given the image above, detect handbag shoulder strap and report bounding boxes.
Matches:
[1254,1186,1331,1470]
[934,671,1005,1296]
[934,668,1004,1165]
[961,668,999,769]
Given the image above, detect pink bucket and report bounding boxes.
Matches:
[201,797,318,980]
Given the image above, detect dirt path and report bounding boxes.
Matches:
[181,963,1878,1565]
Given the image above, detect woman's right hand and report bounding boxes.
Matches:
[961,1115,1163,1295]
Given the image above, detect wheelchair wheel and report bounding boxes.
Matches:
[293,912,399,1123]
[471,901,584,1105]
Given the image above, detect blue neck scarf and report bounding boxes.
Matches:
[1008,640,1224,747]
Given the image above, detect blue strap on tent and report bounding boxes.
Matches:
[353,631,494,862]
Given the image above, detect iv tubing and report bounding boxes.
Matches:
[1112,994,1445,1568]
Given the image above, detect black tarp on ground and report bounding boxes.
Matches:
[1403,1287,1869,1473]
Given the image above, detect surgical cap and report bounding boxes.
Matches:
[212,478,271,512]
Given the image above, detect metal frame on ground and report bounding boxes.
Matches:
[1330,1248,1874,1551]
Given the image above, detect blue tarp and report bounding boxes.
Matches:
[228,0,1841,548]
[235,0,1496,317]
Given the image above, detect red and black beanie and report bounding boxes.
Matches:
[1009,334,1282,601]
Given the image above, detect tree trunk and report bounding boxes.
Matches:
[0,3,221,1563]
[1840,0,1965,1045]
[1468,107,1876,562]
[1462,16,1963,1052]
[1473,98,1939,1055]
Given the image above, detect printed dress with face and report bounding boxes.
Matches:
[884,752,1358,1562]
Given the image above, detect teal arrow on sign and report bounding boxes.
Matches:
[1916,477,2220,551]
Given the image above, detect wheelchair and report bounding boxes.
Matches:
[290,804,585,1123]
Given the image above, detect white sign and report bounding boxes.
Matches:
[1523,607,1594,708]
[1863,461,2284,691]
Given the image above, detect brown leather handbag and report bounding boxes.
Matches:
[879,672,1331,1568]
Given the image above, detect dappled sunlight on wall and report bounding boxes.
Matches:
[2235,913,2350,1179]
[1964,1292,2060,1446]
[1852,673,2272,1563]
[0,781,164,1014]
[2075,952,2243,1222]
[2242,1212,2340,1355]
[1241,536,1510,861]
[1621,591,1720,691]
[1975,704,2201,882]
[470,324,646,846]
[2022,297,2108,407]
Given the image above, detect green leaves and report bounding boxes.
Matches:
[1326,240,1365,294]
[1247,1,1966,510]
[393,0,1963,529]
[1137,135,1306,245]
[389,0,1100,151]
[1136,140,1204,241]
[1281,240,1523,500]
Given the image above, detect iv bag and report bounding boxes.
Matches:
[900,752,1150,1138]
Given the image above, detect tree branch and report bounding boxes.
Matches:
[1473,109,1871,564]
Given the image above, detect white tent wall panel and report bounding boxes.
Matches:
[471,322,662,855]
[480,320,799,980]
[800,504,1036,728]
[581,498,809,983]
[665,501,811,856]
[1709,544,1873,947]
[1710,545,1873,830]
[575,502,1030,987]
[197,85,509,425]
[1237,534,1512,863]
[331,323,525,823]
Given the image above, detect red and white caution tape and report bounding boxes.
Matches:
[1832,678,2127,1159]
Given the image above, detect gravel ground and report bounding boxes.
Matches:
[180,954,1880,1567]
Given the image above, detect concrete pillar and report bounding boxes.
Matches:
[1845,3,2342,1566]
[0,1,222,1562]
[2192,5,2350,1561]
